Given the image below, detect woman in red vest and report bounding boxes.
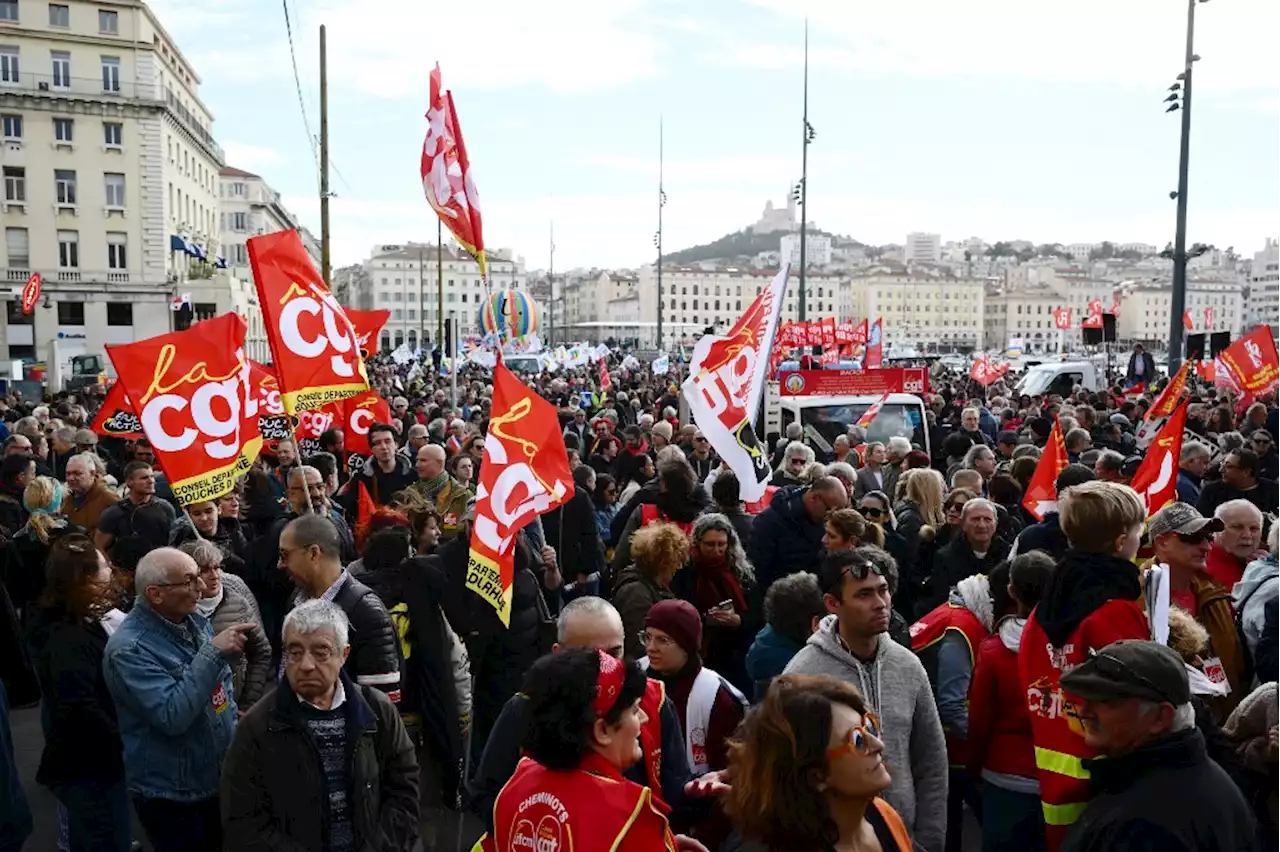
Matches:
[480,649,705,852]
[725,674,912,852]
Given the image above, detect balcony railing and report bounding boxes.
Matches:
[0,73,154,102]
[2,267,132,286]
[165,92,224,163]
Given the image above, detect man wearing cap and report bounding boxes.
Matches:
[1058,640,1259,852]
[1148,502,1245,709]
[996,430,1019,461]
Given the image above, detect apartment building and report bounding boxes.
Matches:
[1246,237,1278,337]
[983,286,1064,352]
[218,165,319,272]
[1117,280,1245,343]
[851,273,985,351]
[0,0,224,366]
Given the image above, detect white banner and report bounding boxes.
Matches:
[391,343,414,365]
[652,355,670,375]
[681,264,790,502]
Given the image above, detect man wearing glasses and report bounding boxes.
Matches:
[102,548,256,851]
[1149,502,1244,705]
[1056,640,1259,852]
[1197,448,1278,519]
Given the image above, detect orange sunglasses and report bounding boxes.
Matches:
[825,712,881,760]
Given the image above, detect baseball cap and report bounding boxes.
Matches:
[1147,502,1224,539]
[1060,639,1190,705]
[997,430,1019,446]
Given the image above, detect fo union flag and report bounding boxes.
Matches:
[468,363,574,625]
[249,229,370,414]
[106,313,262,505]
[682,264,790,503]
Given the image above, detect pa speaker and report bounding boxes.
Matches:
[1185,333,1206,361]
[1210,331,1230,358]
[1102,313,1117,343]
[1083,326,1103,345]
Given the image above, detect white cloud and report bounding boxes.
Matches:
[222,142,285,172]
[707,0,1279,101]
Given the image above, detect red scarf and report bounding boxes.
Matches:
[690,554,747,615]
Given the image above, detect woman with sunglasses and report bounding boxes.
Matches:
[859,492,914,618]
[725,673,911,852]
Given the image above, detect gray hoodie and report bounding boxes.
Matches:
[1233,553,1277,684]
[783,615,948,852]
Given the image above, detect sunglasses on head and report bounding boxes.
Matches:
[825,711,881,760]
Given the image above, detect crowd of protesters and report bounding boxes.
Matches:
[0,340,1275,852]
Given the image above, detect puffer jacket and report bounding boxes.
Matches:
[205,573,272,709]
[220,671,420,851]
[1234,554,1278,686]
[331,574,403,702]
[746,486,825,592]
[168,515,249,561]
[613,565,676,661]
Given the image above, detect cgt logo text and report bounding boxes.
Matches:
[511,792,570,852]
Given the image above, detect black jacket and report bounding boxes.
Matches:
[921,536,1005,614]
[25,611,122,787]
[1125,350,1157,384]
[343,454,417,510]
[168,515,249,561]
[332,574,402,701]
[1015,512,1069,562]
[468,690,697,833]
[543,490,605,587]
[1061,729,1259,852]
[221,672,420,852]
[746,486,825,592]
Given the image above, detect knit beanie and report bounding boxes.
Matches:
[644,599,702,659]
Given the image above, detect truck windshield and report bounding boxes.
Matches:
[788,402,925,454]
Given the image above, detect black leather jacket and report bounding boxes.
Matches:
[332,574,403,702]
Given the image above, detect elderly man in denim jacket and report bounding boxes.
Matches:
[103,547,257,852]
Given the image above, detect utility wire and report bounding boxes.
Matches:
[281,0,321,190]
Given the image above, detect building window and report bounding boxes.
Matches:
[231,181,245,197]
[100,56,120,92]
[57,301,84,325]
[6,227,28,267]
[106,302,132,325]
[48,4,69,26]
[54,169,76,204]
[98,8,118,33]
[50,50,70,88]
[0,49,17,85]
[232,244,247,265]
[57,230,77,267]
[2,166,22,202]
[231,212,246,232]
[377,292,389,304]
[104,172,124,207]
[103,121,122,147]
[0,1,16,21]
[393,309,403,320]
[107,232,126,268]
[53,117,72,142]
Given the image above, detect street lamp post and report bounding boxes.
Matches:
[1166,0,1206,372]
[797,19,814,321]
[656,118,666,353]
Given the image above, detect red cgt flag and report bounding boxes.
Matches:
[105,313,261,505]
[1219,326,1280,394]
[1183,311,1194,331]
[1053,308,1072,330]
[248,360,293,452]
[851,318,869,345]
[1130,400,1189,517]
[469,363,575,625]
[90,381,143,438]
[970,356,1011,387]
[1022,417,1067,521]
[821,317,836,347]
[421,64,486,277]
[355,482,378,549]
[249,229,370,415]
[1147,360,1191,420]
[864,319,883,368]
[344,308,391,360]
[341,389,392,457]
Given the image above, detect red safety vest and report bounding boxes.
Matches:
[639,503,694,537]
[909,603,990,766]
[637,678,666,804]
[1018,598,1149,852]
[481,753,677,852]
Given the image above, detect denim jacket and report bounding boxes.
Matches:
[102,603,236,801]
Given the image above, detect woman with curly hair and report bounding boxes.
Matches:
[725,674,910,852]
[671,512,760,694]
[612,522,689,660]
[478,649,697,852]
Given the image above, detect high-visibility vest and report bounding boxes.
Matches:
[639,503,694,537]
[909,602,990,766]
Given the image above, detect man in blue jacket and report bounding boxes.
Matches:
[103,547,257,852]
[747,477,849,592]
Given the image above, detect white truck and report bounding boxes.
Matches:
[1013,360,1108,398]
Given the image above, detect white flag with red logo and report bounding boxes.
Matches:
[855,392,890,429]
[1022,417,1067,521]
[682,264,790,503]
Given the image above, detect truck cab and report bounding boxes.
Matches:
[1014,360,1105,398]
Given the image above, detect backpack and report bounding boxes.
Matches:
[1233,572,1278,688]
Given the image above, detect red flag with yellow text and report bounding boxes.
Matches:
[1147,359,1191,421]
[249,229,370,414]
[1130,400,1188,517]
[90,381,143,439]
[1219,326,1280,394]
[1022,417,1067,521]
[105,313,261,505]
[468,363,575,625]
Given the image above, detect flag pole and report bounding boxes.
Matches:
[548,221,555,347]
[437,219,444,355]
[797,17,809,322]
[319,24,331,288]
[655,116,665,353]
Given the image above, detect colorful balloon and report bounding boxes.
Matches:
[478,289,540,338]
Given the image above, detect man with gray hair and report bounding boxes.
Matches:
[103,547,255,851]
[221,600,420,851]
[883,435,913,497]
[468,596,694,832]
[398,422,430,464]
[926,497,1003,612]
[1207,499,1265,589]
[61,450,118,534]
[1057,639,1258,852]
[1177,440,1212,505]
[50,424,76,479]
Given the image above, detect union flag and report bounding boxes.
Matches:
[1022,417,1067,521]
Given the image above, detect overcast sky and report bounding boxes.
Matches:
[154,0,1279,270]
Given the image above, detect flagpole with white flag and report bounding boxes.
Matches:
[682,264,790,503]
